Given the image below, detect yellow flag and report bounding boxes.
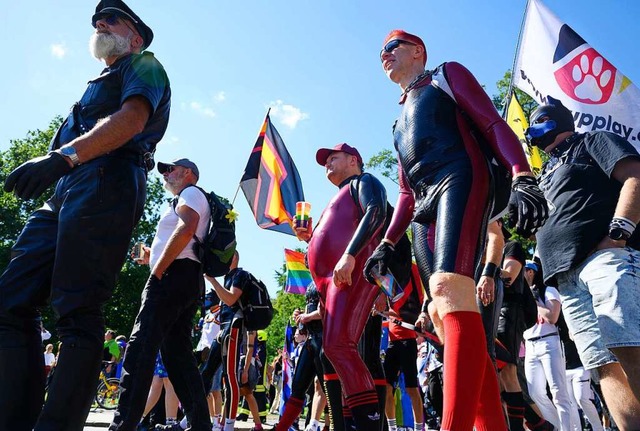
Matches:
[506,94,543,176]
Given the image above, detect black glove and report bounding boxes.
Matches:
[531,286,542,302]
[363,241,395,284]
[507,175,548,237]
[4,151,72,200]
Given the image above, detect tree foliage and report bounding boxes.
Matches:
[366,148,398,184]
[493,70,538,119]
[0,117,167,341]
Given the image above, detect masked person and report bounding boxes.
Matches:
[527,96,640,429]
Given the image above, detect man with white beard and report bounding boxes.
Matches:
[0,1,170,430]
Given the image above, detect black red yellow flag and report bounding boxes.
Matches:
[240,112,304,236]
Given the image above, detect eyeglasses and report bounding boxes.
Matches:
[164,166,176,174]
[380,39,415,60]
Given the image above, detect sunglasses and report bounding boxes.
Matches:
[380,39,415,60]
[163,165,176,174]
[93,14,137,34]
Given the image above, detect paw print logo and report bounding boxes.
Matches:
[553,47,617,105]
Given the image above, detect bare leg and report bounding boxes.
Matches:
[384,384,395,421]
[142,375,163,418]
[610,346,640,403]
[406,387,424,425]
[162,377,179,420]
[597,362,640,430]
[311,378,327,422]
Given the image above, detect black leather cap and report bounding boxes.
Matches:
[92,0,153,49]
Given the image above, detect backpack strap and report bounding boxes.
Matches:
[171,184,210,244]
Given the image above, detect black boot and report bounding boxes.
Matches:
[0,315,44,431]
[38,334,103,430]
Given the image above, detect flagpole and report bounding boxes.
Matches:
[505,0,532,117]
[232,107,273,206]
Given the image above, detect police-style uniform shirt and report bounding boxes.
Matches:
[52,52,171,154]
[536,132,640,285]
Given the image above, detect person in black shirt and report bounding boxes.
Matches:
[0,1,170,429]
[193,252,254,431]
[527,97,640,428]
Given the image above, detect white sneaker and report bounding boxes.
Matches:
[211,423,223,431]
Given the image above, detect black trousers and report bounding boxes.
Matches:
[109,259,210,431]
[0,156,146,431]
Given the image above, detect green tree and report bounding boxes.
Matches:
[0,117,63,269]
[366,148,398,184]
[493,70,538,119]
[0,117,166,340]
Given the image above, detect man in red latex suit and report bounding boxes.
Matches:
[365,30,549,430]
[296,142,387,430]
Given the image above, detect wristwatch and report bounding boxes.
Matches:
[608,227,631,242]
[59,146,81,166]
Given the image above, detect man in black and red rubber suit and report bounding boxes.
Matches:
[365,30,548,431]
[295,142,387,430]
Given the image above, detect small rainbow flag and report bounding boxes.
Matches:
[284,249,312,294]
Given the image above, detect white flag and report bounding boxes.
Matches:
[513,0,640,151]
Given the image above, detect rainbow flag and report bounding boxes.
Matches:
[284,249,312,294]
[240,111,305,236]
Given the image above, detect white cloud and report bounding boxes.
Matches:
[214,91,226,102]
[268,100,309,129]
[50,43,67,59]
[189,101,216,118]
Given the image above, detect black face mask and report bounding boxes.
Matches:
[526,97,575,150]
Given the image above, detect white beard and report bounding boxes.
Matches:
[89,32,131,61]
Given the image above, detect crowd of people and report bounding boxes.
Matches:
[1,1,639,431]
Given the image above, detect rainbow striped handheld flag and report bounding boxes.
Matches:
[284,249,312,294]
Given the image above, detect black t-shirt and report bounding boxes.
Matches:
[304,283,323,334]
[219,267,251,323]
[502,240,526,303]
[536,132,640,285]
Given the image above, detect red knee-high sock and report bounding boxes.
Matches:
[440,311,486,431]
[274,396,304,431]
[474,354,508,431]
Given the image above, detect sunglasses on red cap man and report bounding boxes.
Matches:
[381,29,427,65]
[315,143,363,166]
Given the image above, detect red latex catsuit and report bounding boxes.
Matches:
[307,174,386,421]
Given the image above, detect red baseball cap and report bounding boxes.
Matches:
[316,143,363,166]
[383,29,427,65]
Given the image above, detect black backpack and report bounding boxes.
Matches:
[239,274,274,331]
[174,185,237,277]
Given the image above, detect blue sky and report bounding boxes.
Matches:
[1,1,639,293]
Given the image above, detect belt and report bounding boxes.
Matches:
[528,332,559,342]
[106,148,155,171]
